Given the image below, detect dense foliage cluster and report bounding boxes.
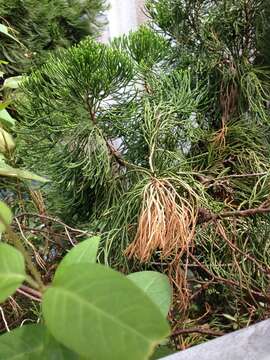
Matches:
[0,0,270,356]
[0,0,107,75]
[15,0,270,342]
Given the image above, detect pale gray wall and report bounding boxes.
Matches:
[135,0,148,25]
[100,0,147,42]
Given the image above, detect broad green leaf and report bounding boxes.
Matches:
[0,24,20,43]
[0,160,49,182]
[0,109,16,129]
[55,236,100,278]
[0,324,79,359]
[0,243,25,303]
[0,101,12,110]
[127,271,172,317]
[2,76,24,89]
[0,201,12,233]
[150,345,176,360]
[43,264,170,360]
[44,332,81,360]
[0,128,15,153]
[0,324,44,359]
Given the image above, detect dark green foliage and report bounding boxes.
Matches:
[0,0,107,75]
[17,37,135,221]
[146,0,270,125]
[17,27,206,222]
[144,0,270,334]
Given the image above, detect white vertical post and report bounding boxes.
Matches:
[99,0,147,43]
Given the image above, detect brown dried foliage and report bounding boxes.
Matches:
[125,178,196,262]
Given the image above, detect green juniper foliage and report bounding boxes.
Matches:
[17,1,270,338]
[0,0,107,75]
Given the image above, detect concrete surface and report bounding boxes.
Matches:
[161,319,270,360]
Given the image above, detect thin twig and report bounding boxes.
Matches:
[171,327,224,337]
[106,140,150,174]
[15,218,46,270]
[216,172,268,181]
[218,207,270,218]
[64,226,76,246]
[16,288,42,302]
[15,213,88,234]
[197,206,270,224]
[196,172,268,185]
[19,285,42,299]
[9,296,22,315]
[86,101,150,175]
[215,222,268,275]
[20,318,36,327]
[189,253,270,304]
[0,306,10,332]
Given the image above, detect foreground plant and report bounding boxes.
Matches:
[0,23,48,185]
[0,202,172,359]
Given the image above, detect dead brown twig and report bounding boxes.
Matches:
[196,172,268,185]
[15,213,88,236]
[197,206,270,225]
[16,285,42,302]
[171,327,224,337]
